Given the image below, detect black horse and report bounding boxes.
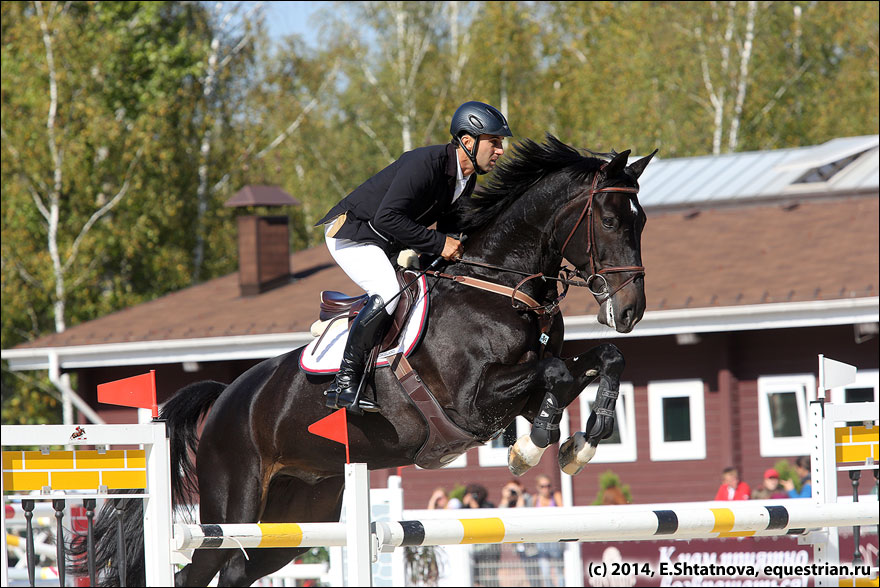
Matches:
[79,135,655,586]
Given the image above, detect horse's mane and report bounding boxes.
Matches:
[453,134,611,233]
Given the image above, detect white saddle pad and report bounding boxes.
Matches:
[298,275,429,375]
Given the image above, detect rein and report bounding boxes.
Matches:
[428,165,645,316]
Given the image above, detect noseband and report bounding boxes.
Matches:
[559,167,644,301]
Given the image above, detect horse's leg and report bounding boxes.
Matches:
[216,475,345,587]
[176,432,266,586]
[507,357,579,476]
[557,343,626,475]
[483,356,578,476]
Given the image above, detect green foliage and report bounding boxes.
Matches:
[775,459,802,492]
[298,546,329,565]
[592,470,632,505]
[448,483,467,502]
[1,1,248,422]
[1,371,62,425]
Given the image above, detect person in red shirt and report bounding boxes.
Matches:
[714,466,751,500]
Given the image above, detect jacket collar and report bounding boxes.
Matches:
[445,143,460,178]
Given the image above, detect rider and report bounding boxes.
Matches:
[316,101,512,412]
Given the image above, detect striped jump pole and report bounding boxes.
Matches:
[175,500,878,550]
[174,521,348,550]
[174,462,373,586]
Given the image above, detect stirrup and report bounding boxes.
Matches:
[324,388,380,414]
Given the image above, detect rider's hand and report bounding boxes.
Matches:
[441,236,464,260]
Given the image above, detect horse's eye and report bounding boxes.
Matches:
[602,217,617,229]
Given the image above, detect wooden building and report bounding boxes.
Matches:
[4,136,878,509]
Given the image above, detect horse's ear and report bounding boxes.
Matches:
[604,149,631,177]
[627,149,658,180]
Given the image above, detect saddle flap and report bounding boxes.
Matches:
[319,292,367,321]
[380,270,421,350]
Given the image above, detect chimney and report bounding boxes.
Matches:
[224,185,301,297]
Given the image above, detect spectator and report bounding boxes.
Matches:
[532,474,563,507]
[781,456,812,498]
[532,475,565,587]
[500,479,531,508]
[463,483,499,586]
[714,467,751,500]
[462,483,495,508]
[751,469,788,500]
[499,480,535,584]
[427,487,450,509]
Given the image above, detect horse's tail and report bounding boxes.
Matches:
[67,488,148,586]
[162,380,228,511]
[66,380,227,587]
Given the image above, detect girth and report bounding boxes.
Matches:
[389,353,486,469]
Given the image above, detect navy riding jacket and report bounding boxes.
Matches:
[316,143,475,256]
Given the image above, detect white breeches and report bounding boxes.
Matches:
[325,228,400,315]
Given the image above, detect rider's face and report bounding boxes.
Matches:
[475,134,505,172]
[460,134,505,174]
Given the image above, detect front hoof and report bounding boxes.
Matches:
[508,434,546,476]
[558,433,597,476]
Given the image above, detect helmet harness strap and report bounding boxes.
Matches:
[458,133,488,175]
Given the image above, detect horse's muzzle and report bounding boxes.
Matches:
[594,280,645,333]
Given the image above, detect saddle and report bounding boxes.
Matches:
[317,269,421,351]
[315,268,487,467]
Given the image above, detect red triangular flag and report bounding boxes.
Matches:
[308,409,350,463]
[98,371,158,418]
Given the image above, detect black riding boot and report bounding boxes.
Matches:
[325,294,393,413]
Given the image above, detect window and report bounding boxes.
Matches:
[648,380,706,461]
[479,416,531,467]
[757,375,813,457]
[830,370,879,426]
[578,382,637,463]
[792,151,865,184]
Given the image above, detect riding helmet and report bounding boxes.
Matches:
[449,101,512,141]
[450,101,512,174]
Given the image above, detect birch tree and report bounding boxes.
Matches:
[191,1,264,283]
[686,0,759,155]
[1,1,214,422]
[336,1,444,155]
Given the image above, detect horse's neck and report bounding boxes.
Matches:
[468,190,563,292]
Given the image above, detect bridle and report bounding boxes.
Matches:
[427,165,644,318]
[558,165,644,302]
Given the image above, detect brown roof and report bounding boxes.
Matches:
[13,196,879,350]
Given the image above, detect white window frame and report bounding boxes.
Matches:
[829,369,879,411]
[757,374,813,457]
[478,416,531,467]
[578,382,637,463]
[648,379,706,461]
